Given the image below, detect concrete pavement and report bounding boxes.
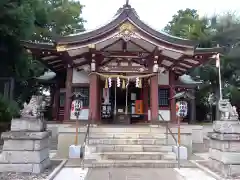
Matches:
[86,168,184,180]
[53,168,217,180]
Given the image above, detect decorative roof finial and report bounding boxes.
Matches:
[125,0,129,6]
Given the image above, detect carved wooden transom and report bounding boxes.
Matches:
[99,58,148,73]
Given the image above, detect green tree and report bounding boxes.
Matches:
[164,8,211,43]
[0,0,85,111]
[164,9,240,121]
[32,0,85,42]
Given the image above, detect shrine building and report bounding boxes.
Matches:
[23,3,222,124]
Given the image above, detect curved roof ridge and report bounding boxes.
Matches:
[134,16,197,45]
[56,3,197,47]
[67,11,121,37]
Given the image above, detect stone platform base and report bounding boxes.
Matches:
[0,158,50,174]
[0,120,51,174]
[210,158,240,178]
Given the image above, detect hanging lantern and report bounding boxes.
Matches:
[139,78,142,88]
[91,59,96,72]
[105,78,108,88]
[153,63,159,73]
[176,101,188,118]
[122,79,126,89]
[108,77,112,87]
[117,77,121,87]
[136,77,140,88]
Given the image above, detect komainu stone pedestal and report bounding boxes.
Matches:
[208,100,240,178]
[0,118,51,173]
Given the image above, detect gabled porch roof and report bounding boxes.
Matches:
[22,3,224,75]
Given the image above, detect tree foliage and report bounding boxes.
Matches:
[0,0,85,110]
[164,9,240,120]
[32,0,85,42]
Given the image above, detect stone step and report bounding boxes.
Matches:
[66,159,195,168]
[94,152,176,160]
[89,133,166,139]
[88,138,166,145]
[88,127,165,133]
[90,144,173,152]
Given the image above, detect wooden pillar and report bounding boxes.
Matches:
[89,73,100,123]
[52,87,60,121]
[51,85,56,120]
[169,71,176,123]
[189,89,196,124]
[50,85,55,120]
[150,75,159,123]
[143,79,149,121]
[64,67,73,121]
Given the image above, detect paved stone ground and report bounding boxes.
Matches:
[54,168,89,180]
[192,139,210,153]
[86,168,185,180]
[53,168,217,180]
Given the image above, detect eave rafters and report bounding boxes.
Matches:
[152,48,219,75]
[21,3,224,74]
[26,40,220,75]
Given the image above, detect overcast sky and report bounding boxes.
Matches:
[79,0,240,31]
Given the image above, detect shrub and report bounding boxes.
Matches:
[0,94,20,122]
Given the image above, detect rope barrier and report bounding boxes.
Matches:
[89,72,156,79]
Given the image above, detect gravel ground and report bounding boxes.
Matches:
[0,161,60,180]
[198,161,240,179]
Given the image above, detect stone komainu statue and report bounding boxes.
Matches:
[20,95,47,131]
[218,99,239,120]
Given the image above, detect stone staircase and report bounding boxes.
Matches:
[74,126,186,168]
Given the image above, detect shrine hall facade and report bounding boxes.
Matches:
[23,3,222,124]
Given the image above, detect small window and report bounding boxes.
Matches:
[59,92,65,107]
[158,88,170,107]
[73,87,89,107]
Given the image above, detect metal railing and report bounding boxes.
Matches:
[159,113,180,169]
[80,113,91,169]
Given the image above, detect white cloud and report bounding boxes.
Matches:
[79,0,240,30]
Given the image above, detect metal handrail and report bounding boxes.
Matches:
[158,113,177,144]
[80,113,92,169]
[159,113,180,169]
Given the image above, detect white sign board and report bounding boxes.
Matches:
[71,100,83,119]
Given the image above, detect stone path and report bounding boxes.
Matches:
[53,168,217,180]
[194,153,209,160]
[87,168,184,180]
[53,168,89,180]
[175,168,216,180]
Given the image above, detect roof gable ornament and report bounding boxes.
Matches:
[115,22,140,42]
[56,45,66,52]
